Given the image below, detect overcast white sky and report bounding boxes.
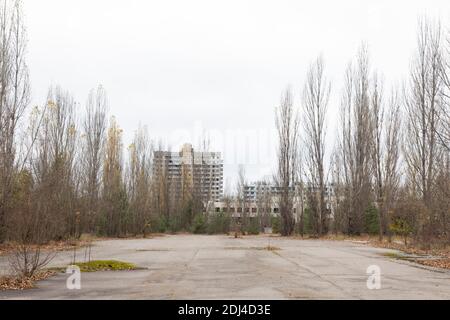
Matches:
[24,0,450,189]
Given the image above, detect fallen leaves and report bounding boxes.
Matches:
[0,243,15,256]
[416,258,450,270]
[0,270,55,291]
[371,240,449,256]
[365,239,450,270]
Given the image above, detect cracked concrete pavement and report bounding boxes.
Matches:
[1,235,449,300]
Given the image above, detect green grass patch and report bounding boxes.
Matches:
[74,260,136,272]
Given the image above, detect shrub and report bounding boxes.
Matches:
[302,207,313,234]
[365,205,380,235]
[207,213,231,235]
[246,217,260,235]
[391,197,425,244]
[390,218,413,245]
[271,216,281,234]
[148,216,168,233]
[191,214,207,234]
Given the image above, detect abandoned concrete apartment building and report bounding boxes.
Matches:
[154,144,336,219]
[153,144,224,203]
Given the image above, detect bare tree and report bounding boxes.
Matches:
[199,134,215,216]
[152,141,171,228]
[382,92,402,241]
[255,179,273,232]
[102,116,127,237]
[369,73,385,240]
[330,151,345,235]
[302,56,330,236]
[404,18,445,241]
[127,125,153,236]
[437,28,450,151]
[275,87,299,236]
[6,87,77,277]
[370,78,403,241]
[81,85,108,233]
[7,170,55,277]
[435,28,450,240]
[28,87,78,240]
[405,19,443,204]
[0,0,30,241]
[337,46,373,235]
[236,164,248,233]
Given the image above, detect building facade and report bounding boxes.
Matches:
[213,181,336,219]
[153,144,224,203]
[244,182,335,203]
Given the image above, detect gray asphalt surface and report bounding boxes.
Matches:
[1,235,449,300]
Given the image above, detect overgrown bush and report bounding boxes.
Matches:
[301,208,313,235]
[391,197,426,244]
[245,217,260,235]
[191,214,207,234]
[207,213,231,235]
[7,170,56,278]
[271,216,281,234]
[148,216,169,233]
[365,205,380,235]
[389,217,413,245]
